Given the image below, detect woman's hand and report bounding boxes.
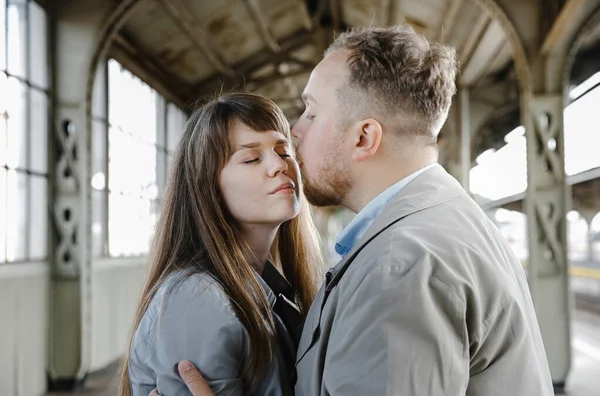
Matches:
[149,360,215,396]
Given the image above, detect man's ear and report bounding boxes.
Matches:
[351,118,383,162]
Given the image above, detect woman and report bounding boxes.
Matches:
[119,92,323,396]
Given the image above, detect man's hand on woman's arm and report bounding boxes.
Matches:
[149,360,215,396]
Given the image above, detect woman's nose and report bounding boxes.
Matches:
[267,154,288,177]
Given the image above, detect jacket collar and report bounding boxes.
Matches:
[256,260,295,309]
[326,164,464,289]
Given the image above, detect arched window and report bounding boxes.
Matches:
[470,72,600,202]
[94,59,187,257]
[493,208,528,262]
[567,210,589,262]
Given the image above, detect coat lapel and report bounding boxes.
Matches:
[327,164,464,284]
[295,164,465,364]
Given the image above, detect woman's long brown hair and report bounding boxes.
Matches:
[118,92,323,395]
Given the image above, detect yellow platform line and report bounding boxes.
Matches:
[521,260,600,280]
[570,266,600,281]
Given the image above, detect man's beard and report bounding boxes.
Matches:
[301,152,352,207]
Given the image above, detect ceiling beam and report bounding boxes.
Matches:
[293,0,314,31]
[285,55,317,70]
[436,0,463,42]
[460,12,490,64]
[243,0,280,53]
[330,0,341,32]
[110,32,189,108]
[245,67,313,91]
[460,19,506,86]
[238,30,318,74]
[158,0,235,78]
[310,0,328,28]
[241,0,315,111]
[541,0,586,55]
[379,0,391,26]
[190,30,318,100]
[471,40,509,87]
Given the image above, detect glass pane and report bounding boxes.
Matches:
[167,103,185,152]
[108,125,129,192]
[108,59,157,144]
[1,0,6,70]
[108,127,156,195]
[108,193,152,256]
[6,169,26,261]
[92,189,106,257]
[28,1,47,89]
[139,143,157,196]
[565,84,600,176]
[92,119,107,187]
[4,76,26,169]
[108,59,123,125]
[132,84,156,144]
[0,167,6,262]
[6,0,27,79]
[156,148,167,194]
[92,63,106,119]
[30,88,48,173]
[29,174,47,260]
[156,95,166,148]
[0,73,7,165]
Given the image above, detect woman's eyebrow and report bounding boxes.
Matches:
[233,142,261,154]
[233,138,290,153]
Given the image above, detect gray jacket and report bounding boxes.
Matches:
[295,164,554,395]
[129,263,299,396]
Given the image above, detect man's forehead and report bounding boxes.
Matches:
[302,56,348,100]
[320,49,351,72]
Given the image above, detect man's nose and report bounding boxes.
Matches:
[291,122,302,140]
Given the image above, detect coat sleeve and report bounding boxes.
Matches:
[147,276,247,396]
[322,257,470,395]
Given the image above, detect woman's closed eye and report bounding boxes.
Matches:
[242,150,291,164]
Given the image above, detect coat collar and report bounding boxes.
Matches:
[326,164,464,290]
[256,260,295,309]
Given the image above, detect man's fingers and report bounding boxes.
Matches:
[149,389,160,396]
[178,360,214,396]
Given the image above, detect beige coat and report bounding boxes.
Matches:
[295,164,554,395]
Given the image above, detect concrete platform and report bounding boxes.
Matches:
[46,310,600,396]
[566,310,600,395]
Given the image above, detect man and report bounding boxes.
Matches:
[152,24,554,395]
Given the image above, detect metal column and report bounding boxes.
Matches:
[468,0,589,388]
[522,92,571,387]
[48,0,139,389]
